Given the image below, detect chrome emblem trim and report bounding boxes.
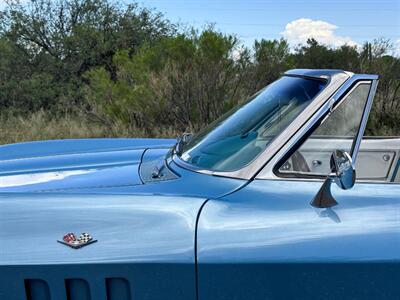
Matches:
[57,232,97,249]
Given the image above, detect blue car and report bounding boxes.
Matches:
[1,69,399,300]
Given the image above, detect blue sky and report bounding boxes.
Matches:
[1,0,399,52]
[137,0,400,53]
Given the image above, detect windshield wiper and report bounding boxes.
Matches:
[151,133,192,179]
[174,133,193,155]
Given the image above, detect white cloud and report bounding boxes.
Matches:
[394,39,400,57]
[282,18,358,48]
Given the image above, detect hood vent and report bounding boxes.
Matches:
[25,279,50,300]
[24,277,132,300]
[65,279,91,300]
[106,278,131,300]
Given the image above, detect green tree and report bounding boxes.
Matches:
[248,38,292,92]
[84,29,249,132]
[0,0,173,112]
[360,40,400,135]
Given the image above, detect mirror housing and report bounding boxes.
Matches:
[310,150,356,208]
[330,149,356,190]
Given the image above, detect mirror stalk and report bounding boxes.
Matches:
[310,150,356,208]
[310,175,338,208]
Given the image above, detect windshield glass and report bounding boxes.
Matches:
[178,76,327,172]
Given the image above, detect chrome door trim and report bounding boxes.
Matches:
[352,80,378,164]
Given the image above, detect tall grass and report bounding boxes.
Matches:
[0,111,179,145]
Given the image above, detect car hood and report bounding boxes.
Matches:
[0,138,175,192]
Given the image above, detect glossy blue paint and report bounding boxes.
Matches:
[0,150,144,192]
[0,141,245,198]
[0,193,206,265]
[0,141,246,299]
[0,138,176,192]
[0,193,204,299]
[0,138,175,160]
[87,149,245,198]
[197,179,400,299]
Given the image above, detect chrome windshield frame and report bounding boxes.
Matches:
[172,69,378,180]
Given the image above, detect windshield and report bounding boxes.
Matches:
[178,76,327,172]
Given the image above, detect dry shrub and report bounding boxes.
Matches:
[0,110,178,145]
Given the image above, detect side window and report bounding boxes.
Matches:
[278,83,371,176]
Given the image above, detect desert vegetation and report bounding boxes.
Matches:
[0,0,399,145]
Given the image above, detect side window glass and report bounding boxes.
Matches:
[279,83,371,176]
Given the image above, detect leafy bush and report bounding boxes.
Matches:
[0,0,399,144]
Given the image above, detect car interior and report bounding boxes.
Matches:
[280,137,400,183]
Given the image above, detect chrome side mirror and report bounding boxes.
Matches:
[310,150,356,208]
[330,149,356,190]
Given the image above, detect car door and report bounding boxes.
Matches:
[197,78,400,299]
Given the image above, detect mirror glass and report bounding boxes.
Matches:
[331,149,355,190]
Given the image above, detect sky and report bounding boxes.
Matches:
[1,0,399,53]
[135,0,400,54]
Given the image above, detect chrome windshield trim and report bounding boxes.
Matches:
[285,69,354,79]
[172,70,377,180]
